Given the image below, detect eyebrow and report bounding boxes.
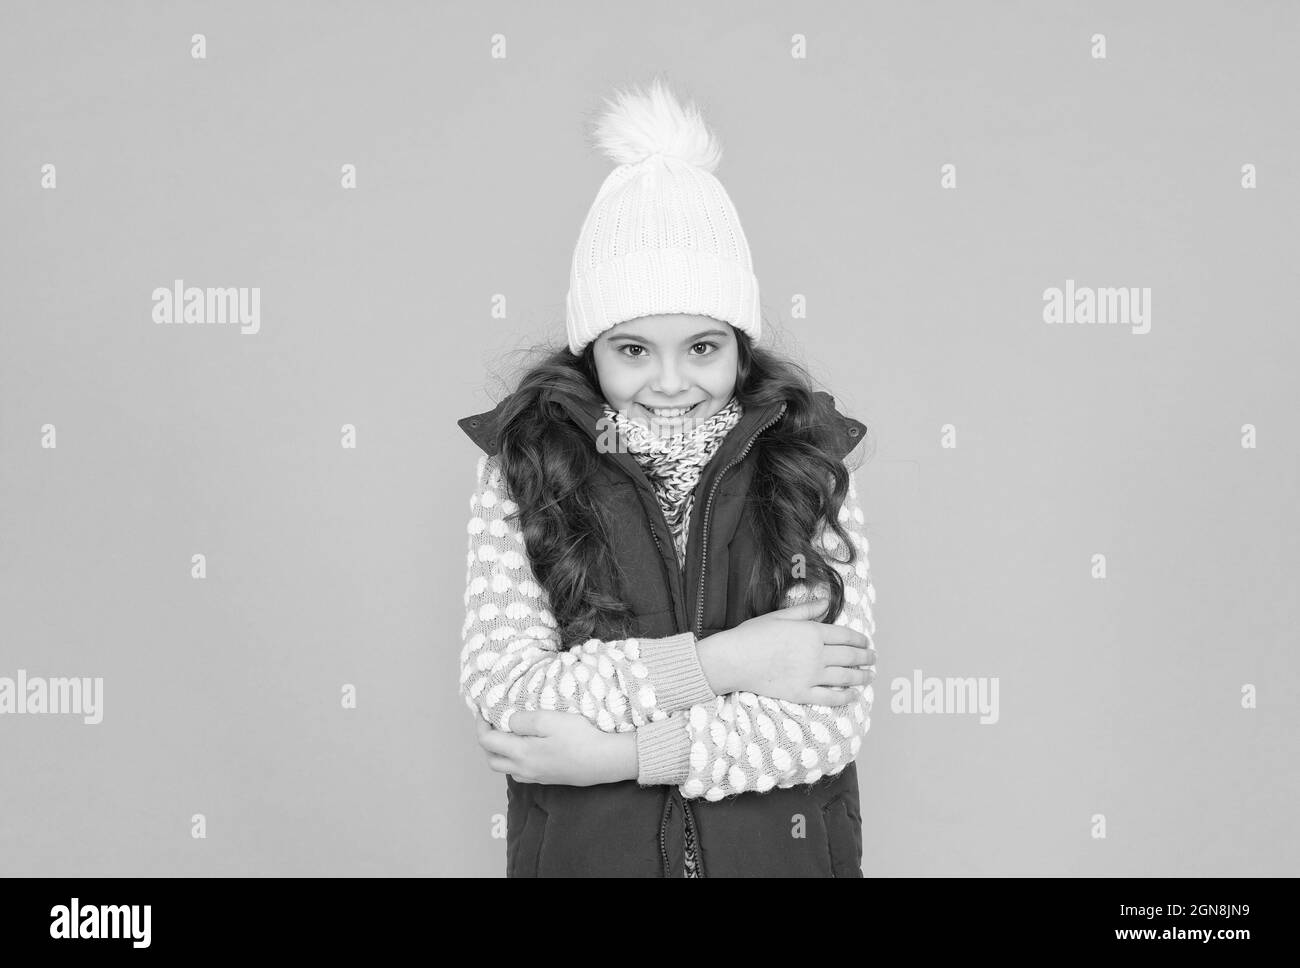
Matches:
[606,329,730,344]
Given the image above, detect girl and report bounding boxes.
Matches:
[456,78,878,877]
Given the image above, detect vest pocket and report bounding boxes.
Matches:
[510,802,549,878]
[821,794,863,878]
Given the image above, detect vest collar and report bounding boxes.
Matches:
[554,394,787,498]
[456,389,866,472]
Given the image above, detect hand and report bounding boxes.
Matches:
[473,711,637,786]
[699,598,875,705]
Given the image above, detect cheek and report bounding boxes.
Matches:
[705,356,739,395]
[597,359,641,399]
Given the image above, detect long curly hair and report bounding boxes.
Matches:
[492,328,869,646]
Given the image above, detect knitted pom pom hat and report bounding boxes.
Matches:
[565,77,762,355]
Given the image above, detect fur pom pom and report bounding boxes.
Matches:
[589,76,723,173]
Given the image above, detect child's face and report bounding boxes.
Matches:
[592,314,739,436]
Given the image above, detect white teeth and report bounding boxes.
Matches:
[645,404,695,417]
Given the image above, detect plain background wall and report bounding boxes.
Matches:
[1,0,1296,876]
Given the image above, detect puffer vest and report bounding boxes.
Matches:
[457,390,868,877]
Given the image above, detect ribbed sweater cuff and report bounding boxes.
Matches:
[636,631,717,711]
[635,715,692,787]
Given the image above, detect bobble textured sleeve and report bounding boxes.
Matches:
[649,467,878,801]
[459,454,718,734]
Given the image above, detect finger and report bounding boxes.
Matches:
[824,643,877,668]
[486,755,515,774]
[769,598,830,621]
[823,644,875,669]
[479,730,525,756]
[525,710,566,736]
[817,665,869,688]
[818,624,873,651]
[807,685,857,707]
[822,665,876,687]
[507,710,538,736]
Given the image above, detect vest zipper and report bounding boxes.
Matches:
[659,794,672,877]
[682,794,704,877]
[694,404,787,639]
[646,401,786,879]
[680,403,784,878]
[646,520,675,598]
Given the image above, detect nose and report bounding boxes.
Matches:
[651,356,688,395]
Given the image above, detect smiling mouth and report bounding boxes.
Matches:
[639,401,702,417]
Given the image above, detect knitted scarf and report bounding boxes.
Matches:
[600,397,745,567]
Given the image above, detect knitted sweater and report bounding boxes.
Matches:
[458,453,877,801]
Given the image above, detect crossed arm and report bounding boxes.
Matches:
[458,453,876,801]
